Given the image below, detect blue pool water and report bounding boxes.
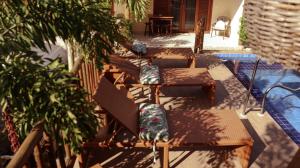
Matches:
[215,53,300,144]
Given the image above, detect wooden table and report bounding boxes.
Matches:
[149,16,174,35]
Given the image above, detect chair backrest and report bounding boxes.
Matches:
[109,54,140,81]
[119,40,133,51]
[216,16,230,25]
[118,40,141,56]
[93,75,139,136]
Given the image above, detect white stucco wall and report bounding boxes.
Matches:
[114,3,130,19]
[31,37,68,65]
[212,0,244,46]
[131,0,154,34]
[113,1,153,34]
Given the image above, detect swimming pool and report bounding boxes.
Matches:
[215,53,300,144]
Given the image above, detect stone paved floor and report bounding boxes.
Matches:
[134,33,243,50]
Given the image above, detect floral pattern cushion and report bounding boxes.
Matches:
[132,40,147,55]
[140,64,160,84]
[139,103,169,142]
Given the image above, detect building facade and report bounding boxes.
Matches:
[114,0,244,47]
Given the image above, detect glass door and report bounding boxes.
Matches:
[185,0,196,31]
[171,0,181,32]
[171,0,196,32]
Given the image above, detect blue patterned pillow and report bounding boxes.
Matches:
[132,40,147,55]
[139,103,169,142]
[140,65,160,84]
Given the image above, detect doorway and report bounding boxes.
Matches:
[172,0,196,32]
[170,0,212,32]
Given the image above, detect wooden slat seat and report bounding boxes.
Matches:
[82,76,253,168]
[119,41,196,68]
[104,54,216,105]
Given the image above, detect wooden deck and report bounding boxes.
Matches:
[73,54,299,168]
[2,48,299,167]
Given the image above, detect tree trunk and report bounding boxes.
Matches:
[1,108,20,153]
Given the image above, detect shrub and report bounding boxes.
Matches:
[239,16,248,46]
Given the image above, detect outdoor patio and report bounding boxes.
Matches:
[72,34,299,167]
[1,1,300,168]
[134,33,244,50]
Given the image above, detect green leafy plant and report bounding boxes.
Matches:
[0,55,99,153]
[113,0,150,21]
[0,0,123,67]
[116,14,134,40]
[239,16,248,46]
[0,1,149,164]
[0,0,122,165]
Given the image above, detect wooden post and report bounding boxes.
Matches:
[67,40,74,72]
[6,123,43,168]
[43,133,57,168]
[163,146,169,168]
[33,145,44,168]
[155,86,161,104]
[64,144,72,166]
[234,142,253,168]
[57,145,67,168]
[111,0,115,15]
[194,17,206,54]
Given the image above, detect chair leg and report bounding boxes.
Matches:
[144,24,147,36]
[235,144,253,168]
[189,57,196,68]
[163,146,169,168]
[149,86,155,103]
[149,24,152,36]
[78,149,90,168]
[155,86,161,104]
[209,84,216,106]
[202,84,216,106]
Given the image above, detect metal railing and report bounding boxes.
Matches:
[259,84,300,115]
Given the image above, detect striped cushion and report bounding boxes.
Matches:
[132,40,147,55]
[140,65,160,84]
[139,103,169,142]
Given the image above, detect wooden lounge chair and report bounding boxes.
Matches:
[104,54,216,105]
[81,76,253,168]
[118,40,196,68]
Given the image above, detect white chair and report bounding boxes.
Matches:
[211,16,231,39]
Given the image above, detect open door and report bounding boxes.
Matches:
[171,0,196,32]
[195,0,213,31]
[154,0,212,32]
[171,0,212,32]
